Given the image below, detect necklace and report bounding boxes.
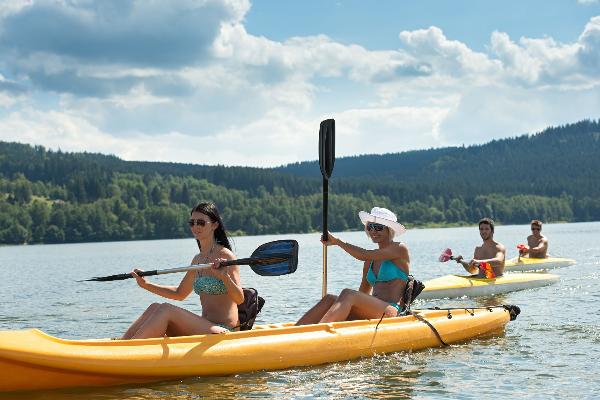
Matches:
[199,241,217,263]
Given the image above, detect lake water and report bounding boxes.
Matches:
[1,222,599,399]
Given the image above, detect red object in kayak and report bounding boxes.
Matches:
[478,262,496,279]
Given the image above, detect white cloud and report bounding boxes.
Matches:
[0,0,31,18]
[0,108,120,151]
[399,26,500,79]
[214,23,432,83]
[0,108,314,166]
[0,92,20,107]
[334,106,453,156]
[0,2,599,167]
[578,16,600,71]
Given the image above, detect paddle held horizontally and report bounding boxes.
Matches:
[83,239,299,281]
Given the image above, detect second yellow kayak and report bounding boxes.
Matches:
[420,273,559,299]
[504,256,576,272]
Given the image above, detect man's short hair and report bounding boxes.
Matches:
[479,217,495,233]
[531,219,542,228]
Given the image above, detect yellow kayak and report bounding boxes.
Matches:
[504,256,576,272]
[0,306,517,392]
[420,273,559,299]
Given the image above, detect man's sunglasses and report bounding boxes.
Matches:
[188,219,210,227]
[367,223,385,232]
[531,227,541,231]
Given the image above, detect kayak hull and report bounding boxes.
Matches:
[420,273,559,299]
[504,256,575,272]
[0,307,511,392]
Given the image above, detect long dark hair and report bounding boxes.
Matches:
[191,202,232,251]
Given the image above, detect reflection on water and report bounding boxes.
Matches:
[1,222,600,398]
[474,294,508,308]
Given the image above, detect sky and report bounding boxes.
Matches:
[1,0,599,167]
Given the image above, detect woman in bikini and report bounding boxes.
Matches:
[296,207,410,325]
[121,202,244,339]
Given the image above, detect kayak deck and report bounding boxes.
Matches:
[0,307,512,392]
[420,273,559,299]
[504,256,576,272]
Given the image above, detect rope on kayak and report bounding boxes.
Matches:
[409,311,449,347]
[375,312,385,331]
[374,305,520,345]
[428,305,521,321]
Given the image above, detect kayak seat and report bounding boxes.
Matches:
[237,288,265,331]
[401,275,425,314]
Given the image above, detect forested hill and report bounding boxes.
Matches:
[278,119,600,199]
[1,119,599,245]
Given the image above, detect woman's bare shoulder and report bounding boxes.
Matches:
[217,246,236,261]
[392,241,409,254]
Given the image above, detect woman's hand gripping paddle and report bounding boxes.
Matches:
[82,240,299,282]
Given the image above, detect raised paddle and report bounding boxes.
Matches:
[319,118,335,298]
[438,248,496,279]
[82,240,299,281]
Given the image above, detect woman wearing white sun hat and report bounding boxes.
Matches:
[296,207,410,325]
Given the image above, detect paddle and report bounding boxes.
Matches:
[516,244,527,262]
[82,240,299,281]
[319,118,335,298]
[438,248,496,278]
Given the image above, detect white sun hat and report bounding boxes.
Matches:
[358,207,406,235]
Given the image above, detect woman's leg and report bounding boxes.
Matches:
[295,294,337,325]
[319,289,398,323]
[121,303,161,339]
[130,303,228,339]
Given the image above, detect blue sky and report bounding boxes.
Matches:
[1,0,599,167]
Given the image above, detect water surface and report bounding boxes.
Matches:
[1,222,599,399]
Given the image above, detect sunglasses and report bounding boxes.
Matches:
[188,219,211,227]
[531,227,541,231]
[367,223,385,232]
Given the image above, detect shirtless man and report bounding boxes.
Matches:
[455,218,506,277]
[519,220,548,259]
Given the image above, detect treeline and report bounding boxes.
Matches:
[0,173,598,245]
[1,119,599,245]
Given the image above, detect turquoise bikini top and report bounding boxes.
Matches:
[193,274,227,295]
[366,260,408,285]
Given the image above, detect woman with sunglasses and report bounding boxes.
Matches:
[121,202,244,339]
[296,207,410,325]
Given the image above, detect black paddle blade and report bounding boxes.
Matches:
[83,270,158,282]
[84,273,134,282]
[319,119,335,179]
[247,240,298,276]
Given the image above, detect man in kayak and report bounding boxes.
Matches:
[296,207,411,325]
[454,218,506,278]
[518,220,548,259]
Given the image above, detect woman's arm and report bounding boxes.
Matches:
[324,231,403,261]
[132,268,196,301]
[208,248,245,305]
[358,261,373,295]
